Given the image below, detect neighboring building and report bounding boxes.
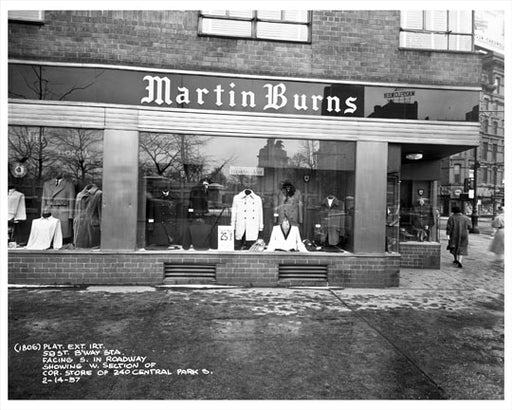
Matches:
[439,11,505,217]
[7,10,481,287]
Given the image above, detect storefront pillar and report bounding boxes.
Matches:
[353,141,387,253]
[101,129,139,250]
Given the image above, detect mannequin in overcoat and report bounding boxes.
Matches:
[276,181,303,226]
[42,173,75,240]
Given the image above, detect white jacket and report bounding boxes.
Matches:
[230,190,263,240]
[8,189,26,221]
[266,225,308,252]
[26,216,63,250]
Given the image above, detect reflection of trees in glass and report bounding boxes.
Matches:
[9,65,105,184]
[9,126,103,186]
[9,65,105,101]
[140,133,207,180]
[46,128,103,186]
[8,126,54,181]
[289,140,319,169]
[139,133,234,184]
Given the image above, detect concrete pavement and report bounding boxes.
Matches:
[6,218,506,403]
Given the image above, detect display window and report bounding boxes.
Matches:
[399,181,440,243]
[8,126,104,249]
[138,134,356,253]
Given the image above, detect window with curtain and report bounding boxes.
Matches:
[400,10,473,51]
[199,10,311,42]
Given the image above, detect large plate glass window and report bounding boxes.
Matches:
[8,126,104,249]
[138,134,355,253]
[400,10,473,51]
[199,10,311,42]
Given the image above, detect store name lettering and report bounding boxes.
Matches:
[141,75,358,114]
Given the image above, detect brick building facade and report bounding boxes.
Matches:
[7,10,481,287]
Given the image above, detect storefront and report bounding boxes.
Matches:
[7,61,480,287]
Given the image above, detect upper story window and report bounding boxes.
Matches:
[492,121,499,135]
[492,143,498,160]
[8,10,44,23]
[494,76,502,95]
[482,98,489,111]
[453,163,461,184]
[400,10,473,52]
[199,10,311,42]
[483,119,489,134]
[482,141,489,160]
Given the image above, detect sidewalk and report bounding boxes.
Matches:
[6,221,505,403]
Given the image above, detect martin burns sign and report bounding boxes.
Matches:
[8,63,480,121]
[140,75,360,115]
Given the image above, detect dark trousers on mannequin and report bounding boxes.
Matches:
[234,232,256,250]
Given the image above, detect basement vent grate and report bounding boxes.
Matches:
[163,263,216,283]
[278,264,328,281]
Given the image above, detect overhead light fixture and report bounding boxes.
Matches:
[406,153,423,160]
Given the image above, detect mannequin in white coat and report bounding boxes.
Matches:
[231,188,263,250]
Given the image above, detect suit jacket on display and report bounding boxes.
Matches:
[266,225,307,252]
[146,193,179,245]
[319,196,345,245]
[230,190,264,241]
[8,189,26,221]
[74,184,102,248]
[26,216,63,250]
[188,184,209,217]
[42,177,75,238]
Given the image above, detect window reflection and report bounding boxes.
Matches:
[138,134,355,253]
[8,126,103,249]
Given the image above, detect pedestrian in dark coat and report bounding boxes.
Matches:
[446,206,471,268]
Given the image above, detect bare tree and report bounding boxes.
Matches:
[289,140,319,169]
[47,128,103,186]
[139,133,215,182]
[8,64,105,182]
[8,126,56,181]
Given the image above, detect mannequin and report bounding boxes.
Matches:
[188,178,210,218]
[266,216,307,252]
[42,172,75,242]
[231,188,263,250]
[74,183,102,248]
[147,188,178,246]
[276,181,303,226]
[318,194,345,247]
[412,196,435,242]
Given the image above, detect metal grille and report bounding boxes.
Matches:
[278,264,328,282]
[163,263,216,283]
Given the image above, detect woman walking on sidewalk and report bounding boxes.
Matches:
[489,206,504,266]
[446,206,472,268]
